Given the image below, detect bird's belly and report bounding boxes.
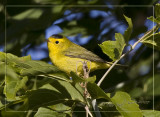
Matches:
[55,56,84,74]
[51,54,108,75]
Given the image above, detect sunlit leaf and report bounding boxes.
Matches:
[140,32,160,51]
[3,66,28,101]
[124,15,133,42]
[147,16,160,24]
[99,33,126,61]
[107,92,143,117]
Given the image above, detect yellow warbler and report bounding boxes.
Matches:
[47,34,120,75]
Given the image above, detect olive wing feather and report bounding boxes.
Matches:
[64,44,106,63]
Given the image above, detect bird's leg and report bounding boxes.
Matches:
[82,61,93,117]
[82,60,91,79]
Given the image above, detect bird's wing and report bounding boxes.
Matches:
[64,44,106,63]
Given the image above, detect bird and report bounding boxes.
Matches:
[47,34,123,75]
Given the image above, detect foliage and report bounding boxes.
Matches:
[0,0,160,117]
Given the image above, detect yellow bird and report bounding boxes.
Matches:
[47,34,119,75]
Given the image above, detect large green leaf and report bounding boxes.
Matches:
[25,80,85,110]
[99,33,126,61]
[87,83,142,117]
[107,92,143,117]
[19,60,60,76]
[140,32,160,51]
[124,15,133,42]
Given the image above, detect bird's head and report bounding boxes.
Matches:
[47,34,71,54]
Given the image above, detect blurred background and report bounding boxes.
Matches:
[0,0,160,111]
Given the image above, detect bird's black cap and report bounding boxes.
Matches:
[51,34,63,39]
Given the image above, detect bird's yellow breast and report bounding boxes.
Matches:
[49,51,108,75]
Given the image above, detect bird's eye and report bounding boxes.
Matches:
[55,41,59,44]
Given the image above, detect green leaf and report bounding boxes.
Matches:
[0,52,31,63]
[34,107,67,117]
[71,72,96,84]
[124,15,133,42]
[0,101,3,108]
[99,33,126,61]
[34,0,62,4]
[49,103,71,111]
[155,3,160,18]
[45,73,70,82]
[20,60,60,76]
[62,21,88,36]
[12,9,43,20]
[107,91,143,117]
[1,108,24,117]
[144,74,160,96]
[0,63,16,78]
[87,82,109,100]
[140,32,160,50]
[98,102,120,117]
[147,16,160,24]
[129,88,143,98]
[86,76,96,83]
[4,73,28,101]
[25,80,85,109]
[142,110,160,117]
[87,83,142,117]
[0,52,61,77]
[70,72,85,83]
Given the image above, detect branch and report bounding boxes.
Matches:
[97,24,159,87]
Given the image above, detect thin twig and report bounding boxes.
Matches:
[97,59,119,86]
